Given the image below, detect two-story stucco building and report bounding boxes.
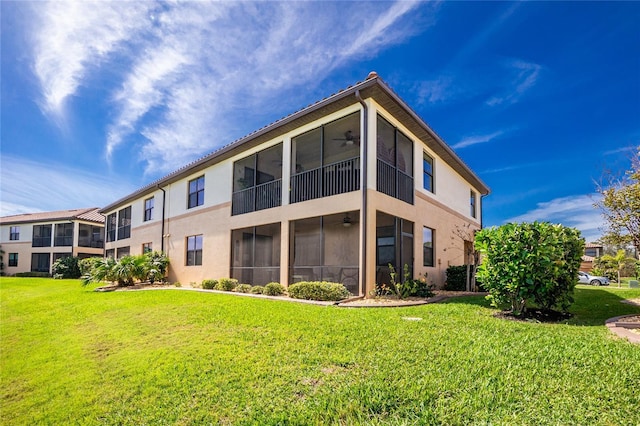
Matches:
[100,73,489,296]
[0,208,105,275]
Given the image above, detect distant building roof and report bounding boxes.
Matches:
[585,243,603,248]
[0,208,104,225]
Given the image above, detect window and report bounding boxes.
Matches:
[232,144,283,215]
[470,190,477,218]
[188,176,205,208]
[32,224,52,247]
[8,253,18,267]
[116,246,130,259]
[376,115,414,204]
[105,249,115,259]
[54,223,74,246]
[117,207,131,240]
[142,242,152,253]
[144,197,154,221]
[423,153,434,193]
[375,212,414,286]
[423,227,434,267]
[186,235,203,266]
[585,247,599,257]
[106,213,117,242]
[78,224,104,248]
[31,253,50,273]
[9,226,19,240]
[231,224,281,286]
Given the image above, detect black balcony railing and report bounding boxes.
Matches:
[32,236,51,247]
[54,236,73,247]
[78,238,105,248]
[232,179,282,215]
[377,159,414,204]
[290,157,360,204]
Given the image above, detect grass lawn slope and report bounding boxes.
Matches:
[1,278,639,425]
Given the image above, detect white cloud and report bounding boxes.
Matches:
[486,59,542,106]
[452,130,506,149]
[505,194,604,243]
[29,1,426,175]
[415,76,459,104]
[31,1,152,118]
[0,155,136,217]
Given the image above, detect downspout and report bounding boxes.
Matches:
[99,213,106,258]
[355,90,368,297]
[157,185,166,253]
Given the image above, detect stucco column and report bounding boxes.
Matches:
[280,219,290,287]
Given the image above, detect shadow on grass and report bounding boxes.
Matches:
[439,287,640,327]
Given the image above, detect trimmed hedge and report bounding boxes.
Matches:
[215,278,238,291]
[202,279,217,290]
[235,284,252,293]
[289,281,351,301]
[288,281,351,301]
[445,265,468,291]
[250,286,265,294]
[263,282,285,296]
[15,272,50,278]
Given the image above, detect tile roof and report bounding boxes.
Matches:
[0,208,104,225]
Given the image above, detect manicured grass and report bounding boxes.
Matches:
[2,278,639,425]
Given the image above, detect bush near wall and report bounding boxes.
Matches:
[288,281,351,301]
[202,279,218,290]
[235,284,252,293]
[263,282,285,296]
[14,272,50,278]
[444,266,468,291]
[215,278,238,291]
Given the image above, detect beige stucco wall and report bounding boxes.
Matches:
[102,97,485,294]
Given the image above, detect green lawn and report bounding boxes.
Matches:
[2,278,639,425]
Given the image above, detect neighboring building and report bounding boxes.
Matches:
[0,208,105,275]
[100,73,489,295]
[580,242,604,272]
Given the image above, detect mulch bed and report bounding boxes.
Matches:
[494,309,573,323]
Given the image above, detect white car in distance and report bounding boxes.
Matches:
[577,271,610,286]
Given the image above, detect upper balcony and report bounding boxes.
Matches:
[231,112,362,215]
[290,112,361,204]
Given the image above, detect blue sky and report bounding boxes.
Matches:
[1,1,638,243]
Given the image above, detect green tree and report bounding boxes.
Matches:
[596,146,640,258]
[598,249,636,287]
[475,222,584,316]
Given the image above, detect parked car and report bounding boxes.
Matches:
[577,271,610,286]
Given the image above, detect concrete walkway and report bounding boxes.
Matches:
[605,315,640,344]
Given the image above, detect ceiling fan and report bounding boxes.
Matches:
[333,130,360,147]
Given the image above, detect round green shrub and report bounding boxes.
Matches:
[288,281,351,301]
[235,284,252,293]
[475,221,584,315]
[215,278,238,291]
[263,282,285,296]
[202,279,218,290]
[250,285,265,294]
